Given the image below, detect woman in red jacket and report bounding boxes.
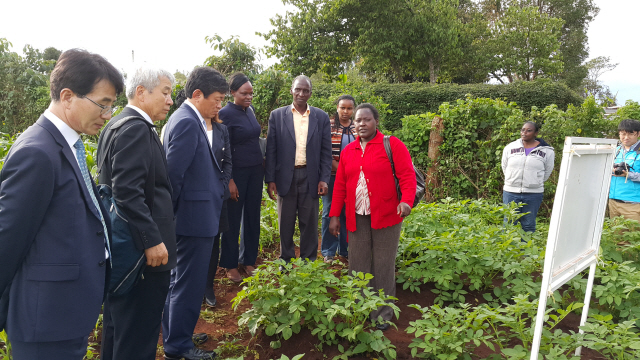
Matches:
[329,103,416,331]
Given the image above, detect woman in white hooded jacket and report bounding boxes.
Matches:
[501,121,555,232]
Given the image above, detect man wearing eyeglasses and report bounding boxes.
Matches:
[0,49,123,359]
[265,75,332,264]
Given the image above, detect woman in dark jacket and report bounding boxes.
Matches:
[217,72,264,282]
[329,103,416,330]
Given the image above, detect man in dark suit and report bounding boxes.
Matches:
[0,49,123,360]
[162,67,230,360]
[97,66,178,360]
[265,75,332,262]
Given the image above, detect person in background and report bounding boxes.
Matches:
[218,72,264,282]
[329,103,416,331]
[321,95,356,263]
[0,49,122,359]
[162,67,230,360]
[501,121,555,232]
[609,119,640,222]
[265,75,332,263]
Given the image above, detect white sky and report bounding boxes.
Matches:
[1,0,637,104]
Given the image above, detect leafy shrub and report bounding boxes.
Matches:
[313,79,582,131]
[233,259,399,360]
[577,314,640,359]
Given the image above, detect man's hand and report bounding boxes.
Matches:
[329,216,341,236]
[144,242,169,267]
[397,202,412,218]
[612,169,628,177]
[318,181,329,196]
[267,182,278,200]
[229,179,239,201]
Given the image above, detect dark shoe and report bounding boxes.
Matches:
[164,347,217,360]
[204,294,217,307]
[245,265,256,276]
[376,323,390,331]
[192,333,208,346]
[226,268,243,283]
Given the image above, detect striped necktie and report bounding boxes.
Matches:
[74,139,111,259]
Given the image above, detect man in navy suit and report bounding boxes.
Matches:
[265,75,332,262]
[162,67,230,360]
[0,49,123,359]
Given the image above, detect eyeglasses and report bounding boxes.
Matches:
[81,96,117,115]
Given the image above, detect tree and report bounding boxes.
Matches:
[204,34,262,75]
[480,0,599,89]
[582,56,618,105]
[260,0,461,83]
[487,5,564,82]
[173,71,187,85]
[0,39,50,135]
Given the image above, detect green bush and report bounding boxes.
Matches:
[313,79,582,131]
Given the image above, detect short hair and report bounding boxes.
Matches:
[126,66,176,99]
[355,103,379,120]
[228,72,250,92]
[523,121,541,132]
[291,75,312,90]
[185,67,229,99]
[50,49,124,101]
[618,119,640,133]
[335,94,356,107]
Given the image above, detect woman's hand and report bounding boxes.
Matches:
[397,202,412,218]
[329,216,341,236]
[229,179,239,201]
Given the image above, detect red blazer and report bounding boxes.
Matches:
[330,130,416,232]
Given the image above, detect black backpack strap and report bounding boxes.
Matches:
[383,135,402,201]
[98,116,156,215]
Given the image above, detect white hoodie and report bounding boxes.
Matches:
[501,138,555,193]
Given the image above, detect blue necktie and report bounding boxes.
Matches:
[74,139,111,259]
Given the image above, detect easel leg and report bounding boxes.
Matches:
[575,262,597,357]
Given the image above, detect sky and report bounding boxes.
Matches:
[1,0,637,105]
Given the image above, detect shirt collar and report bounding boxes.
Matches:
[125,104,153,125]
[184,99,207,129]
[44,109,81,150]
[291,104,310,116]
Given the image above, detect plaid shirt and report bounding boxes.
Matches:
[331,119,357,166]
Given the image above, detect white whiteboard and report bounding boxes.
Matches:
[542,137,618,293]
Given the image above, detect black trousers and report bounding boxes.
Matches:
[220,164,264,268]
[101,270,170,360]
[277,167,320,262]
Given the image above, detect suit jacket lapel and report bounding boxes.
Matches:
[37,116,101,220]
[306,108,318,144]
[284,106,295,142]
[181,104,221,171]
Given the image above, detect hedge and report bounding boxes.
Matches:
[313,80,583,131]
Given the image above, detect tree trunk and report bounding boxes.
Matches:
[429,58,437,84]
[425,115,444,202]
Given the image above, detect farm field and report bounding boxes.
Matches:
[127,199,639,360]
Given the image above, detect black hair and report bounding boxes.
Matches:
[335,94,356,107]
[228,72,250,92]
[354,103,379,120]
[185,67,229,99]
[49,49,124,101]
[291,75,312,90]
[523,121,541,132]
[618,119,640,133]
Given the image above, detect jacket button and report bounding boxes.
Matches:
[221,159,224,161]
[97,230,104,236]
[98,260,106,267]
